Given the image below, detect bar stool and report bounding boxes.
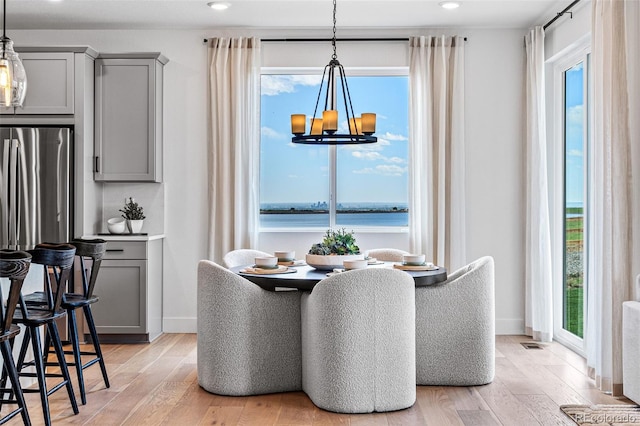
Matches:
[23,239,110,406]
[11,243,79,426]
[63,238,110,404]
[0,250,32,426]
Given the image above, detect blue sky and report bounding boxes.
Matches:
[260,74,409,206]
[565,62,585,205]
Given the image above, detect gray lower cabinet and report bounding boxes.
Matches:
[94,53,168,182]
[90,238,163,343]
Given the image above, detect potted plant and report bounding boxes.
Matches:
[119,197,146,234]
[306,228,364,270]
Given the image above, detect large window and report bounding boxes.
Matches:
[553,46,590,354]
[260,71,409,229]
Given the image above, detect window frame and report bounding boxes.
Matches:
[259,66,410,233]
[551,41,591,356]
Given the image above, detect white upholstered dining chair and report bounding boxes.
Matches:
[301,268,416,413]
[222,249,271,269]
[197,260,302,395]
[364,248,410,262]
[415,255,495,386]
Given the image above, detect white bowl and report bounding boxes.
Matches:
[343,259,368,270]
[107,217,126,234]
[403,254,426,266]
[306,254,365,270]
[255,256,278,269]
[274,251,295,262]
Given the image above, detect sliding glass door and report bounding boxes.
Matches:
[553,46,590,354]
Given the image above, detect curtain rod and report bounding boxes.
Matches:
[543,0,581,30]
[203,36,467,44]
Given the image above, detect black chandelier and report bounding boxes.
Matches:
[290,0,377,145]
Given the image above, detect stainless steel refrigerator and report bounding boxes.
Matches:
[0,126,72,250]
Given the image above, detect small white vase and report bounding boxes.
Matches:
[127,219,144,234]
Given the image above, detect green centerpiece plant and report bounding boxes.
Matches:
[309,228,360,255]
[306,229,363,270]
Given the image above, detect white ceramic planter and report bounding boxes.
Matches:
[127,219,144,234]
[305,253,365,270]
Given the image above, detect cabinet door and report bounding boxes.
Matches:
[0,52,74,115]
[92,259,147,335]
[94,58,162,182]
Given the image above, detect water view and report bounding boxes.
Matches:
[260,202,409,228]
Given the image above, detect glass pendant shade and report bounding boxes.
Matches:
[0,37,27,108]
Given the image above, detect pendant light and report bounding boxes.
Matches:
[290,0,377,145]
[0,0,27,108]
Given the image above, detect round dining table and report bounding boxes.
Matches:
[231,262,448,291]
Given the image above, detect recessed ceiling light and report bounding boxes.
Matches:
[207,2,230,11]
[439,1,460,10]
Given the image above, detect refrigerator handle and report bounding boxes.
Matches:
[8,139,17,249]
[95,156,99,173]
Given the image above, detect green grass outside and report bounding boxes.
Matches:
[565,214,584,338]
[565,287,583,338]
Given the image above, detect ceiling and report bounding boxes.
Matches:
[5,0,568,31]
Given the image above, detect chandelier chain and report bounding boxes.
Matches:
[331,0,337,60]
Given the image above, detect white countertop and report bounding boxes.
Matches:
[82,234,165,242]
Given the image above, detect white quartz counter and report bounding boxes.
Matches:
[82,234,165,242]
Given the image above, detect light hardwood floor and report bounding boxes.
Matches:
[13,333,633,425]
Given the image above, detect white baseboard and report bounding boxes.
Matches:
[163,317,197,333]
[496,318,525,335]
[161,316,525,336]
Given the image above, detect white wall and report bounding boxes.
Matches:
[12,27,527,334]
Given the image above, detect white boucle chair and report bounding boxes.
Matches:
[364,248,410,262]
[222,249,272,269]
[301,268,416,413]
[415,256,495,386]
[623,274,640,404]
[197,260,302,395]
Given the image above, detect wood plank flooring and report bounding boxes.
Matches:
[11,334,633,425]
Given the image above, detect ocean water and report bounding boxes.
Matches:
[260,212,408,228]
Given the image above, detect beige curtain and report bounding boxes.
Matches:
[587,0,639,396]
[207,37,261,263]
[408,36,466,270]
[524,27,553,342]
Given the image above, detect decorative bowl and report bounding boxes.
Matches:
[343,259,368,270]
[403,254,426,266]
[306,254,365,271]
[274,251,296,262]
[107,217,126,234]
[255,256,278,269]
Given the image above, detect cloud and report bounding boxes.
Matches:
[261,126,282,139]
[567,149,583,157]
[352,151,384,161]
[353,164,408,176]
[351,150,406,165]
[382,132,408,141]
[261,75,322,96]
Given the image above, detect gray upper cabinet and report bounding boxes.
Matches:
[94,53,168,182]
[0,51,75,115]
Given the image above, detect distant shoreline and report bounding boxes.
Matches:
[260,209,408,215]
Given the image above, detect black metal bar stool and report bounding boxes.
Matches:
[0,250,32,426]
[10,243,79,426]
[63,238,109,405]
